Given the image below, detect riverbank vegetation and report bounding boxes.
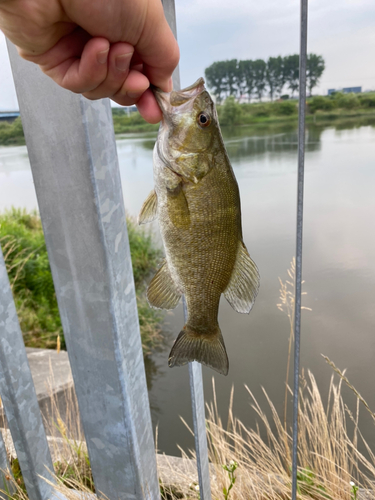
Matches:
[3,260,375,500]
[0,117,24,146]
[179,363,374,500]
[217,91,375,126]
[112,107,159,134]
[1,91,375,146]
[0,209,163,355]
[5,356,374,500]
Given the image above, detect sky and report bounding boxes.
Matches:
[1,0,375,110]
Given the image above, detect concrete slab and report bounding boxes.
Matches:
[0,427,206,494]
[26,347,73,400]
[0,348,76,436]
[0,347,206,493]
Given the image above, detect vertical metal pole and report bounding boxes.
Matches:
[185,302,212,500]
[7,42,159,500]
[0,246,57,500]
[161,1,212,497]
[292,1,308,499]
[161,0,180,91]
[0,429,15,499]
[188,362,212,500]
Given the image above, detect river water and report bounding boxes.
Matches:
[1,117,375,457]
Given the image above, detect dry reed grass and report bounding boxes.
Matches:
[163,260,375,499]
[170,369,375,500]
[2,260,375,500]
[0,367,98,500]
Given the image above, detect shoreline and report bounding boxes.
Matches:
[1,109,375,147]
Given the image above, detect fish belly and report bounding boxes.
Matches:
[163,166,239,310]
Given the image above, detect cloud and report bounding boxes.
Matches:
[0,32,18,110]
[176,0,375,93]
[0,0,375,108]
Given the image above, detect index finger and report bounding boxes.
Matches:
[134,1,179,92]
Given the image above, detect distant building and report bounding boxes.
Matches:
[328,87,362,95]
[0,111,20,122]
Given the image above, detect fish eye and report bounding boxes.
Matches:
[197,112,211,128]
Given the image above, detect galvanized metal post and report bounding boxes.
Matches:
[180,300,211,500]
[7,42,160,500]
[291,1,308,499]
[161,0,180,90]
[0,246,56,500]
[162,2,212,497]
[0,429,15,499]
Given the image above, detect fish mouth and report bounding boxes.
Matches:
[152,78,206,116]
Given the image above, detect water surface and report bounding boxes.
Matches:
[1,119,375,457]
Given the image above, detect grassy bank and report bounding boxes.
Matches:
[0,209,163,355]
[217,91,375,127]
[112,108,159,134]
[2,92,375,146]
[0,117,25,146]
[6,358,375,500]
[3,259,375,500]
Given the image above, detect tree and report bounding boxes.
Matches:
[220,96,242,126]
[307,54,325,96]
[266,56,284,101]
[253,59,267,101]
[238,60,255,102]
[205,61,227,103]
[223,59,238,97]
[284,55,299,97]
[235,60,247,100]
[205,53,325,102]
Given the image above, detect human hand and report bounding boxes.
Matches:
[0,0,179,123]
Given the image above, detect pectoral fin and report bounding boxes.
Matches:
[147,259,181,310]
[224,242,260,314]
[138,190,157,225]
[167,184,191,229]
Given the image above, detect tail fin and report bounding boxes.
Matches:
[168,325,229,376]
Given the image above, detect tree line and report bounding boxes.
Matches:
[204,54,325,103]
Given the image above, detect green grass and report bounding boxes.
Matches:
[2,92,374,146]
[0,209,163,355]
[216,92,375,127]
[112,110,159,134]
[0,117,25,146]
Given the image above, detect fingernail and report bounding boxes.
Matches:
[97,49,109,65]
[127,91,143,99]
[115,53,132,71]
[167,77,173,92]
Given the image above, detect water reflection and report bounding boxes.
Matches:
[143,355,162,417]
[144,118,375,456]
[2,118,375,458]
[140,137,157,151]
[225,127,322,161]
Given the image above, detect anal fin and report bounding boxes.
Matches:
[138,190,157,225]
[147,259,181,310]
[224,242,260,314]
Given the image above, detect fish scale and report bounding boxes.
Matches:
[138,78,260,375]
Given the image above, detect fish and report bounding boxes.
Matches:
[138,78,260,376]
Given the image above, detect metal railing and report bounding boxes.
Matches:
[0,0,308,498]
